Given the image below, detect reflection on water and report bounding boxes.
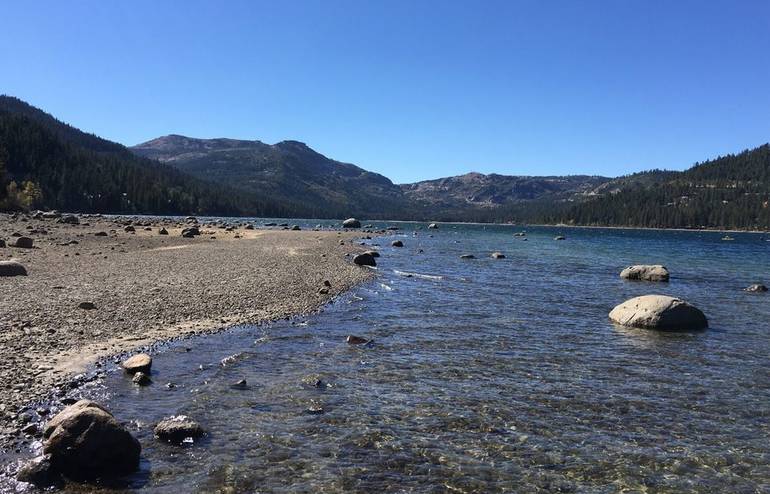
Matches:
[12,222,770,492]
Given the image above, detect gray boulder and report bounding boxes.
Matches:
[620,265,670,282]
[342,218,361,228]
[122,353,152,374]
[0,261,27,277]
[609,295,708,331]
[43,400,140,478]
[59,215,79,225]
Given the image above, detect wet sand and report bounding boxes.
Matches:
[0,213,373,445]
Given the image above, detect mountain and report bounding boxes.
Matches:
[562,145,770,230]
[131,135,408,219]
[0,96,286,216]
[400,172,611,222]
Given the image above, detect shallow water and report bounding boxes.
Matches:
[11,222,770,492]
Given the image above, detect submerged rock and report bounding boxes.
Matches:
[43,400,140,479]
[16,454,56,487]
[342,218,361,228]
[231,379,248,390]
[122,353,152,374]
[609,295,708,331]
[391,240,404,247]
[346,335,369,345]
[428,223,438,229]
[745,283,768,292]
[132,372,152,386]
[491,252,506,259]
[554,235,566,241]
[353,253,376,267]
[154,416,205,444]
[0,260,27,277]
[460,254,475,259]
[620,265,670,282]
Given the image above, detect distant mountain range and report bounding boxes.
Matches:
[131,135,408,219]
[1,95,768,229]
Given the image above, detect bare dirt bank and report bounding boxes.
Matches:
[0,213,373,444]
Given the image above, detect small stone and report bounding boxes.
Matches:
[124,225,135,233]
[159,227,168,235]
[78,301,97,310]
[0,261,27,277]
[306,405,325,415]
[391,240,404,247]
[94,231,108,237]
[13,237,34,248]
[132,372,152,386]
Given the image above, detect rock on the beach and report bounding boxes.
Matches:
[620,265,670,282]
[745,283,768,292]
[181,226,200,238]
[16,454,55,487]
[94,231,108,237]
[132,372,152,386]
[363,250,380,258]
[124,225,136,233]
[42,400,140,478]
[342,218,361,228]
[0,239,5,248]
[353,253,377,267]
[391,240,404,247]
[13,236,34,248]
[609,294,708,331]
[159,227,168,235]
[78,301,96,310]
[154,416,205,444]
[122,353,152,374]
[491,252,506,259]
[59,215,79,225]
[0,260,27,277]
[291,225,301,231]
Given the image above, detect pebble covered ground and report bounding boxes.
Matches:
[0,213,373,452]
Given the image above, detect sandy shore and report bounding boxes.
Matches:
[0,213,373,447]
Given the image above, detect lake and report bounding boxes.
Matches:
[16,221,770,492]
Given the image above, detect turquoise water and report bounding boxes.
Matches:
[12,222,770,492]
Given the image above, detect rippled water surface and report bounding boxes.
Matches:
[22,222,770,492]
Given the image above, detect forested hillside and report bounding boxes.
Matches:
[562,145,770,230]
[0,96,288,215]
[132,135,410,219]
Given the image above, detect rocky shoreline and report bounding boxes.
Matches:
[0,213,375,464]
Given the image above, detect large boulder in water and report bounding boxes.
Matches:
[0,261,27,277]
[122,353,152,374]
[342,218,361,228]
[620,265,670,282]
[609,295,707,331]
[42,400,140,478]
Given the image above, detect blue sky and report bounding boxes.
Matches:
[2,1,769,183]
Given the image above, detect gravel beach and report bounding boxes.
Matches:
[0,213,373,448]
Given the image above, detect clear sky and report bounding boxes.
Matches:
[2,1,769,183]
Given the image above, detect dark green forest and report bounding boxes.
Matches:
[0,96,290,216]
[560,145,770,230]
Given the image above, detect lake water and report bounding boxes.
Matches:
[11,222,770,493]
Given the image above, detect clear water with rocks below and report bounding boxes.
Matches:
[10,222,770,493]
